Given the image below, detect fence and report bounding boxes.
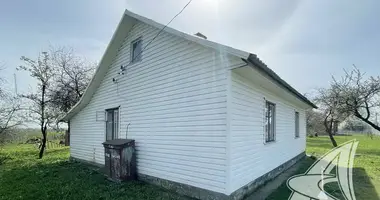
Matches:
[34,140,65,150]
[338,127,380,136]
[2,131,65,145]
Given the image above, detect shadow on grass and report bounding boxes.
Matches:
[307,137,380,157]
[307,142,335,150]
[307,138,337,149]
[264,157,316,200]
[265,157,379,200]
[352,167,379,200]
[358,149,380,157]
[0,160,191,200]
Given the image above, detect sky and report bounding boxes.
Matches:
[1,0,380,96]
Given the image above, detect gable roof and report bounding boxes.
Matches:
[61,10,316,121]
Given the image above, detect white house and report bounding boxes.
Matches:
[62,10,317,200]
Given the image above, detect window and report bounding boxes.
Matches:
[106,108,119,141]
[295,111,300,138]
[131,38,142,63]
[265,101,276,143]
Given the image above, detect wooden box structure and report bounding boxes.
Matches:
[102,139,136,181]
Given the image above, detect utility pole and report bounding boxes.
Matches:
[13,73,18,95]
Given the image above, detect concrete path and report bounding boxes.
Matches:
[244,159,307,200]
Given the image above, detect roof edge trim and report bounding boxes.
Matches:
[246,54,317,109]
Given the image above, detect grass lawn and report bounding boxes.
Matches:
[0,135,379,200]
[267,134,380,200]
[0,145,187,200]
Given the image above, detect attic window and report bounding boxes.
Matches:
[131,38,142,63]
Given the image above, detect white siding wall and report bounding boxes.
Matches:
[228,71,306,193]
[70,21,244,194]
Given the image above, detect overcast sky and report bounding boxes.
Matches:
[1,0,380,95]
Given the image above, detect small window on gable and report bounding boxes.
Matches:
[265,101,276,143]
[295,111,300,138]
[131,38,142,63]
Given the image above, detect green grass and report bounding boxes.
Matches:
[4,128,64,144]
[1,135,379,200]
[0,145,187,200]
[267,134,380,200]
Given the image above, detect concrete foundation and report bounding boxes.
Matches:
[139,152,306,200]
[71,152,305,200]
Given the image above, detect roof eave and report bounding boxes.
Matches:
[246,54,318,109]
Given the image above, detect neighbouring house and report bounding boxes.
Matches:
[62,10,317,200]
[338,117,380,136]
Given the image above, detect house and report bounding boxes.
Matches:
[338,117,380,136]
[62,10,317,200]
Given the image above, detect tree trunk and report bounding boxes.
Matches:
[324,112,338,147]
[65,121,70,146]
[39,84,47,159]
[327,131,338,147]
[68,120,70,134]
[39,130,47,159]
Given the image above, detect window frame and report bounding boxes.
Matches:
[295,111,300,138]
[264,100,276,143]
[130,37,143,63]
[105,107,119,141]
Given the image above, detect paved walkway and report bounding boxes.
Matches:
[244,159,307,200]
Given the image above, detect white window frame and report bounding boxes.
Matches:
[105,107,119,141]
[130,37,143,63]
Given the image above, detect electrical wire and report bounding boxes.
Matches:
[114,0,193,135]
[125,0,193,67]
[116,0,193,99]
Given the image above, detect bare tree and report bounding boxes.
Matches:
[0,95,22,136]
[17,52,54,158]
[306,109,325,137]
[48,46,94,130]
[332,67,380,132]
[315,87,348,147]
[0,67,23,143]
